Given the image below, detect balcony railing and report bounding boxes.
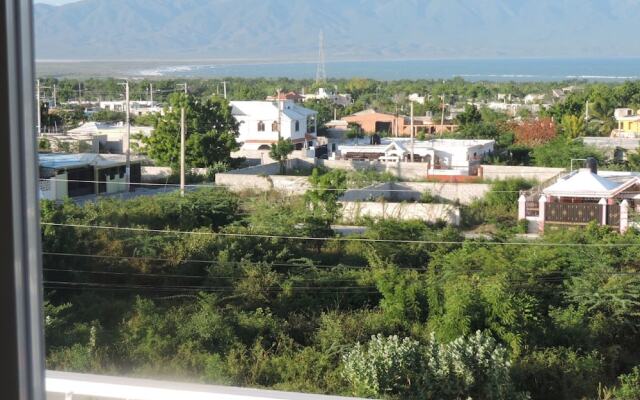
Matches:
[46,370,365,400]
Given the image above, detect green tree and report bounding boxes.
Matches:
[145,93,239,170]
[532,137,603,168]
[561,115,585,140]
[269,138,294,174]
[456,104,482,126]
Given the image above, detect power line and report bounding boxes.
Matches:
[43,281,378,293]
[43,252,640,278]
[40,222,640,247]
[43,251,370,270]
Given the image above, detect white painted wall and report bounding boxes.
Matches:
[339,201,460,225]
[232,101,314,150]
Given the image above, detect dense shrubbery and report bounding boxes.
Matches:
[342,331,525,399]
[42,187,640,399]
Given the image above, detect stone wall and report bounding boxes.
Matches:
[339,201,461,225]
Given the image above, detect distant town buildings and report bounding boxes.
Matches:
[407,93,426,104]
[266,91,305,102]
[230,100,318,151]
[67,122,154,154]
[303,88,352,107]
[524,94,546,104]
[99,100,163,116]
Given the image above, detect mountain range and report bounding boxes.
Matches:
[34,0,640,61]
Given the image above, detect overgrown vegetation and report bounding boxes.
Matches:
[41,185,640,399]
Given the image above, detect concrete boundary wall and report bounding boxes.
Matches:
[142,166,210,182]
[340,182,490,205]
[339,201,461,225]
[317,159,431,180]
[481,165,564,182]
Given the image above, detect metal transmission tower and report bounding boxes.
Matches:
[315,31,327,85]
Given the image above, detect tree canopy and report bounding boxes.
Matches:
[145,93,239,169]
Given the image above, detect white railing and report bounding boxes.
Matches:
[46,370,365,400]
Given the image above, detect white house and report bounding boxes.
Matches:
[408,93,426,104]
[99,100,163,116]
[303,88,352,107]
[524,94,546,104]
[68,122,154,154]
[338,138,494,176]
[230,100,318,151]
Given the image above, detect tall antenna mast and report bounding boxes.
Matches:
[315,30,327,85]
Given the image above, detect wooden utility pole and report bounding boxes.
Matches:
[440,93,445,129]
[178,83,188,197]
[118,80,131,191]
[410,101,415,162]
[277,89,282,140]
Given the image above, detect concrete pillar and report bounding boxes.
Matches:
[538,195,547,233]
[621,199,629,233]
[599,198,608,226]
[518,194,527,220]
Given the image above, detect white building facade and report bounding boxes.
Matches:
[337,138,495,176]
[230,100,318,151]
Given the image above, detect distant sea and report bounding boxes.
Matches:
[37,58,640,82]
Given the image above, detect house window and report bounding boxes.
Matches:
[257,121,265,132]
[295,121,300,132]
[272,121,279,132]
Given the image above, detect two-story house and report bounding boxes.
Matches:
[230,100,318,151]
[613,108,640,137]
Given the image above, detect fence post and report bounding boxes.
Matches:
[538,195,547,233]
[599,198,607,226]
[620,200,629,233]
[518,194,527,220]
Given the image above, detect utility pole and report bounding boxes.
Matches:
[585,100,590,121]
[52,84,57,108]
[149,83,153,105]
[222,81,227,100]
[178,83,188,197]
[36,79,41,136]
[410,101,415,162]
[277,89,282,141]
[118,80,131,192]
[440,93,446,130]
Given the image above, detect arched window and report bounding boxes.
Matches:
[257,121,265,132]
[271,121,279,132]
[295,121,300,132]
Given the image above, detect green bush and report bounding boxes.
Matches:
[342,331,526,399]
